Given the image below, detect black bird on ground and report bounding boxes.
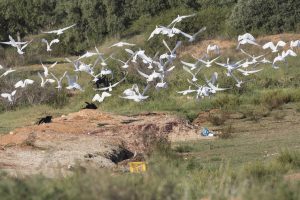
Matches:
[36,116,52,125]
[83,102,98,110]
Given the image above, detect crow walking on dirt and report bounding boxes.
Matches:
[36,116,52,125]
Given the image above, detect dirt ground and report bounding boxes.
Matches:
[0,110,201,177]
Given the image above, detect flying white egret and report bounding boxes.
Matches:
[272,50,297,68]
[290,40,300,49]
[92,92,112,103]
[42,24,76,35]
[195,56,220,68]
[148,26,175,40]
[120,84,150,102]
[181,60,201,71]
[205,72,229,92]
[238,33,255,42]
[110,55,133,69]
[14,79,34,88]
[177,86,196,95]
[237,38,259,49]
[183,66,202,82]
[178,27,207,42]
[168,13,196,27]
[42,38,59,52]
[240,49,265,63]
[263,41,286,53]
[207,44,220,55]
[50,71,67,90]
[109,42,136,48]
[94,77,126,92]
[1,36,33,55]
[77,51,100,60]
[1,90,16,104]
[237,69,263,76]
[0,68,16,78]
[137,69,162,82]
[66,74,84,91]
[38,72,55,87]
[160,40,182,62]
[41,61,57,77]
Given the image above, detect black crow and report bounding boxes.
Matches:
[36,116,52,125]
[83,102,98,110]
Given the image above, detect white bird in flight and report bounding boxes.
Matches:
[66,74,84,91]
[41,61,57,77]
[42,38,59,52]
[42,24,76,35]
[1,90,17,104]
[94,77,126,92]
[14,79,34,88]
[92,92,111,103]
[183,66,202,82]
[38,72,55,87]
[177,86,196,95]
[121,84,149,102]
[51,71,67,90]
[178,27,206,42]
[263,41,286,53]
[168,13,196,27]
[109,42,136,48]
[0,68,16,78]
[207,44,220,55]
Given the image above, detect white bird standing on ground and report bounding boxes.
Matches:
[42,24,76,35]
[14,79,34,88]
[1,90,16,104]
[0,68,16,78]
[38,72,55,87]
[51,71,67,90]
[42,38,59,52]
[92,92,111,103]
[263,41,286,53]
[109,42,136,48]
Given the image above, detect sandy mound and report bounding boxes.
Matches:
[0,110,203,177]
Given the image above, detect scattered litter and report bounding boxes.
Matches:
[201,128,214,137]
[129,162,147,173]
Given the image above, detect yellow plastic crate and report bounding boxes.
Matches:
[129,162,147,173]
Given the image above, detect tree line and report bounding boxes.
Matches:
[0,0,298,54]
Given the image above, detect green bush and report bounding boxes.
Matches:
[229,0,300,35]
